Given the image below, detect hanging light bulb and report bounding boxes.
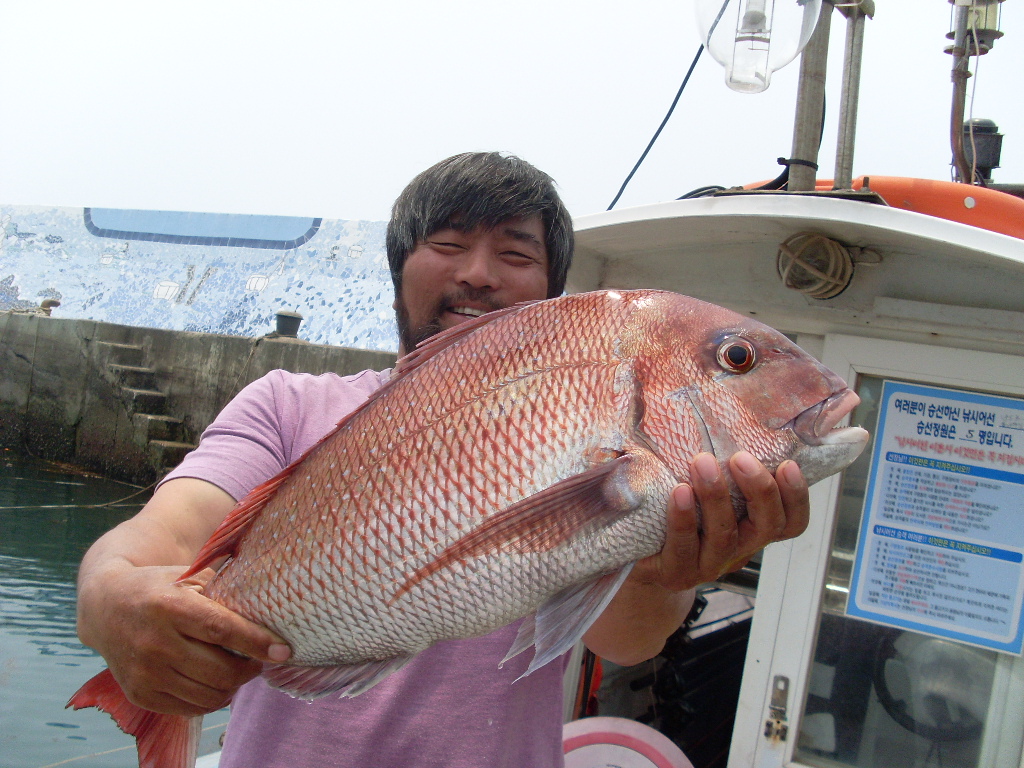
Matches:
[696,0,822,93]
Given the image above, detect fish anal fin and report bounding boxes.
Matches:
[394,454,648,603]
[262,655,415,700]
[67,669,200,768]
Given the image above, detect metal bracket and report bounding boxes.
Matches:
[763,675,790,743]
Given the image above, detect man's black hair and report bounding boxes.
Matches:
[386,152,573,298]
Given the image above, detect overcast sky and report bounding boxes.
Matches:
[1,1,1021,222]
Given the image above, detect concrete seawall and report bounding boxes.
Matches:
[0,311,396,484]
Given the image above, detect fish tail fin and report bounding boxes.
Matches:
[67,669,202,768]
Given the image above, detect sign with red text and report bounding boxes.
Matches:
[847,380,1024,654]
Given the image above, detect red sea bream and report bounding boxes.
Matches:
[70,289,868,768]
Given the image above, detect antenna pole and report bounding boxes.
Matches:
[833,1,873,189]
[788,3,833,191]
[950,3,973,183]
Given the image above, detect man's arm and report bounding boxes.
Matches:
[76,477,290,717]
[583,451,810,665]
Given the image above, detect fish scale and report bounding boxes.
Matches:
[70,289,869,768]
[247,370,618,663]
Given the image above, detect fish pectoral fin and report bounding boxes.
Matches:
[262,655,415,700]
[511,564,634,679]
[392,455,647,602]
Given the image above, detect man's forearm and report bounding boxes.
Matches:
[76,478,236,649]
[582,579,694,666]
[76,519,190,647]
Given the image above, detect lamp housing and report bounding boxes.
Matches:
[696,0,822,93]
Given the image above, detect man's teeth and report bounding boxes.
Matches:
[451,307,486,317]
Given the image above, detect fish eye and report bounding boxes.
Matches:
[717,337,757,373]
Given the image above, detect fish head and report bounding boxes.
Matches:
[631,293,868,495]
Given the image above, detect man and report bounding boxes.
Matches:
[76,152,809,767]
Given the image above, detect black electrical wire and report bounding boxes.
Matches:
[578,648,598,718]
[606,44,705,211]
[755,160,793,191]
[753,93,829,191]
[677,185,727,200]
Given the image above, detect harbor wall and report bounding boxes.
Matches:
[0,312,397,484]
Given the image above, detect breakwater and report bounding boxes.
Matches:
[0,312,396,484]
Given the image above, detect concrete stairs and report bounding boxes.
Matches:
[96,342,197,477]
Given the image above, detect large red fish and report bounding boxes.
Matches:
[69,289,868,768]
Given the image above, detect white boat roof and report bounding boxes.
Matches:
[568,194,1024,352]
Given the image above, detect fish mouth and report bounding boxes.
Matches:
[789,388,864,446]
[787,388,870,486]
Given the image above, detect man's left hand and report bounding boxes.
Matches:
[583,451,810,665]
[631,450,810,592]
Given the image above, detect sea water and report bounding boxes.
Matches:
[0,450,227,768]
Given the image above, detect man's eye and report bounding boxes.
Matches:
[504,251,536,263]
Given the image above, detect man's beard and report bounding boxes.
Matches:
[395,288,502,354]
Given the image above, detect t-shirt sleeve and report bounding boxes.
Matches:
[160,371,294,501]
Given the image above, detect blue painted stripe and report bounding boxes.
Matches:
[84,208,321,250]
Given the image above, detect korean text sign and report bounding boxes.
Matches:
[848,381,1024,654]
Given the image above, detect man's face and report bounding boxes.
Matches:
[394,215,550,354]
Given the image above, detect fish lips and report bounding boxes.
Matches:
[787,388,869,485]
[789,388,863,445]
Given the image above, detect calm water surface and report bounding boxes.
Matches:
[0,451,226,768]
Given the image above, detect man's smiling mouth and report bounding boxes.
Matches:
[448,306,487,318]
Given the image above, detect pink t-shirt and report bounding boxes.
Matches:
[162,369,569,768]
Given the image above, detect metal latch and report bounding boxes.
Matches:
[763,675,790,743]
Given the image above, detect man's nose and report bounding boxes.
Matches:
[454,249,500,290]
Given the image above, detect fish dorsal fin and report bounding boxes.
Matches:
[391,300,541,380]
[392,454,646,602]
[262,655,415,700]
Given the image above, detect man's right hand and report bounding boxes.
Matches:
[75,478,291,717]
[79,563,290,717]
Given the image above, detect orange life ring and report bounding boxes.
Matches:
[741,176,1024,240]
[819,176,1024,240]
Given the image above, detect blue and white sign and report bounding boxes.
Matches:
[848,380,1024,655]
